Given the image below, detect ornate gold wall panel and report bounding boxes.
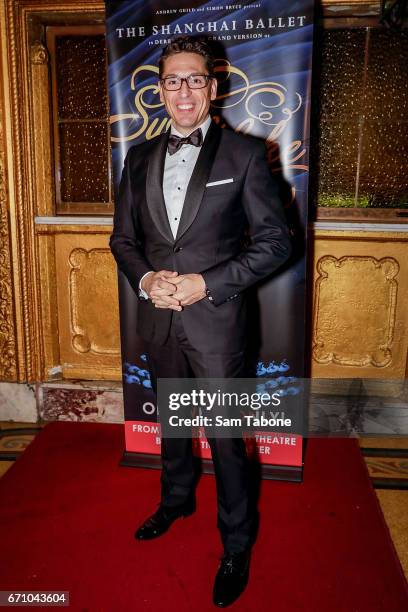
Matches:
[312,230,408,378]
[54,232,120,380]
[314,255,399,367]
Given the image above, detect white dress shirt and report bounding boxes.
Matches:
[139,115,212,298]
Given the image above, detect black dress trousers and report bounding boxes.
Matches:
[145,310,255,554]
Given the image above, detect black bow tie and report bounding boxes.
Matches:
[168,128,203,155]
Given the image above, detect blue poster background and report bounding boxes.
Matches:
[105,0,313,460]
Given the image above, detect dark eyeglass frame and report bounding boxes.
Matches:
[160,73,213,91]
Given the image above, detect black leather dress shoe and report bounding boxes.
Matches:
[213,549,251,607]
[135,501,195,540]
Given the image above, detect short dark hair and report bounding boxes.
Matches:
[159,36,215,77]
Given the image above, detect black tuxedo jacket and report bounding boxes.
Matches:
[110,121,291,354]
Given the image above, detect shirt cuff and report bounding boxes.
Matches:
[205,287,214,303]
[139,271,153,300]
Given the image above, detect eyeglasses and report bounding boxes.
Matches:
[160,74,212,91]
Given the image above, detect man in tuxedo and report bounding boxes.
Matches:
[110,36,291,607]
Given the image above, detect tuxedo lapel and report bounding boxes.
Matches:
[175,121,222,242]
[146,131,174,244]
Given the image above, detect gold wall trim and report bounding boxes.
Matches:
[29,37,61,378]
[0,49,17,380]
[4,0,43,380]
[313,230,408,242]
[30,40,54,218]
[36,225,112,235]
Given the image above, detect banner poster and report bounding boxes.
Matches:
[105,0,314,475]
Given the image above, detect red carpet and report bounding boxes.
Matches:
[0,422,407,611]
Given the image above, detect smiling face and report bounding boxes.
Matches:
[159,52,217,135]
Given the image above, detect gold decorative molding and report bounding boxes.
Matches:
[313,256,399,368]
[30,40,54,218]
[37,234,60,380]
[36,223,112,235]
[30,40,48,65]
[68,247,120,356]
[29,36,60,379]
[0,90,17,380]
[3,0,46,380]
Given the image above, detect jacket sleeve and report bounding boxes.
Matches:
[201,141,292,306]
[109,149,152,295]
